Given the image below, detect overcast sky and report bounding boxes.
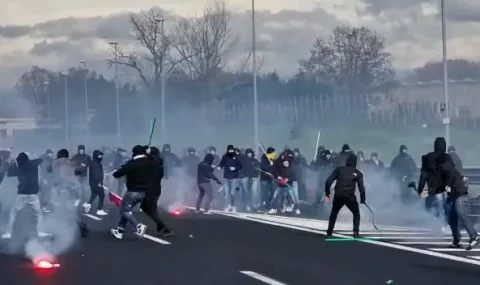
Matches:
[0,0,479,87]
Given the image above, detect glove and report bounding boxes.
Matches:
[216,180,222,185]
[278,177,287,185]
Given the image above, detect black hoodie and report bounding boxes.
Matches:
[89,150,104,187]
[71,145,92,177]
[219,145,242,179]
[197,153,221,184]
[7,152,43,195]
[325,154,366,202]
[390,145,417,179]
[239,148,259,178]
[418,137,452,195]
[439,158,468,198]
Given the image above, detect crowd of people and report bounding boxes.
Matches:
[0,137,477,250]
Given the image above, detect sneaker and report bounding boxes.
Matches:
[326,231,333,237]
[83,203,92,213]
[96,209,108,216]
[42,207,51,213]
[231,206,237,213]
[448,242,462,249]
[157,228,175,237]
[267,209,277,214]
[295,209,301,215]
[353,231,360,238]
[195,209,202,214]
[224,205,232,212]
[204,210,212,215]
[135,224,147,237]
[82,202,88,208]
[467,237,480,250]
[1,233,11,239]
[111,229,123,240]
[74,200,80,207]
[285,206,293,212]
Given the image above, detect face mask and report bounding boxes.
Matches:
[402,149,407,153]
[189,152,195,155]
[210,151,215,155]
[294,152,298,157]
[164,149,170,152]
[247,153,252,157]
[282,160,289,167]
[326,155,331,160]
[98,155,103,159]
[228,150,234,154]
[79,150,84,155]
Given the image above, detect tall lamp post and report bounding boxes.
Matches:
[441,0,450,146]
[252,0,259,151]
[109,42,121,146]
[80,60,90,139]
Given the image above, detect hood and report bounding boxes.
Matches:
[208,146,216,152]
[399,145,407,153]
[57,149,69,159]
[447,145,455,153]
[93,150,104,160]
[150,146,160,157]
[245,148,254,157]
[434,137,447,153]
[77,145,85,153]
[132,145,145,157]
[17,152,30,167]
[203,153,214,164]
[187,147,196,155]
[341,144,350,152]
[162,144,171,152]
[226,145,234,151]
[346,154,357,168]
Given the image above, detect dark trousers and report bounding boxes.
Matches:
[327,195,360,233]
[446,194,478,243]
[196,183,213,211]
[88,185,105,210]
[140,192,167,232]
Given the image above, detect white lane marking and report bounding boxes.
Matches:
[240,271,287,285]
[335,231,434,235]
[366,236,469,240]
[214,212,480,266]
[470,256,480,260]
[84,214,102,221]
[143,234,171,245]
[397,241,455,245]
[429,248,480,252]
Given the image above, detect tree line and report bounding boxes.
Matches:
[12,0,480,124]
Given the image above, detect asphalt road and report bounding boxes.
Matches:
[1,207,480,285]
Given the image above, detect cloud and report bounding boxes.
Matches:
[0,1,479,88]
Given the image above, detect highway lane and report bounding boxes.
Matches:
[1,207,480,285]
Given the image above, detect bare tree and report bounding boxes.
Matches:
[300,26,395,95]
[107,7,183,91]
[172,0,235,82]
[15,66,52,114]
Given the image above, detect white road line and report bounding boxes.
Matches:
[143,234,171,245]
[336,231,434,235]
[366,236,468,240]
[429,248,480,252]
[214,212,480,266]
[397,241,455,245]
[83,214,102,221]
[470,256,480,260]
[240,271,287,285]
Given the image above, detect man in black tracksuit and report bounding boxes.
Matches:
[84,150,107,216]
[110,145,154,240]
[325,153,366,237]
[141,147,174,237]
[196,153,222,214]
[71,145,92,206]
[390,145,417,204]
[439,158,479,250]
[218,145,242,212]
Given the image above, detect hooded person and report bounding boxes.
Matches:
[1,152,50,239]
[83,150,107,216]
[292,148,308,204]
[447,146,463,174]
[267,149,296,214]
[390,145,417,204]
[110,145,153,240]
[324,153,366,238]
[364,152,385,173]
[71,145,92,207]
[139,146,174,237]
[196,153,222,214]
[259,147,276,211]
[238,148,260,211]
[218,144,243,213]
[161,144,181,180]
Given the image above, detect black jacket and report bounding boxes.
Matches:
[7,152,43,195]
[271,157,296,187]
[390,149,417,179]
[239,149,259,178]
[113,154,157,193]
[418,137,451,195]
[89,150,104,187]
[197,154,221,184]
[325,154,366,202]
[219,153,242,179]
[71,147,92,177]
[439,158,468,198]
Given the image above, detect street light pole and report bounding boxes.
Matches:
[44,80,51,142]
[159,19,166,144]
[80,60,89,139]
[252,0,259,152]
[109,42,121,146]
[62,73,70,145]
[441,0,450,146]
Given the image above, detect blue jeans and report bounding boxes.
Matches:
[223,178,239,207]
[425,193,444,218]
[118,191,145,229]
[239,177,253,209]
[291,181,300,205]
[270,186,294,210]
[260,180,274,209]
[447,194,478,243]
